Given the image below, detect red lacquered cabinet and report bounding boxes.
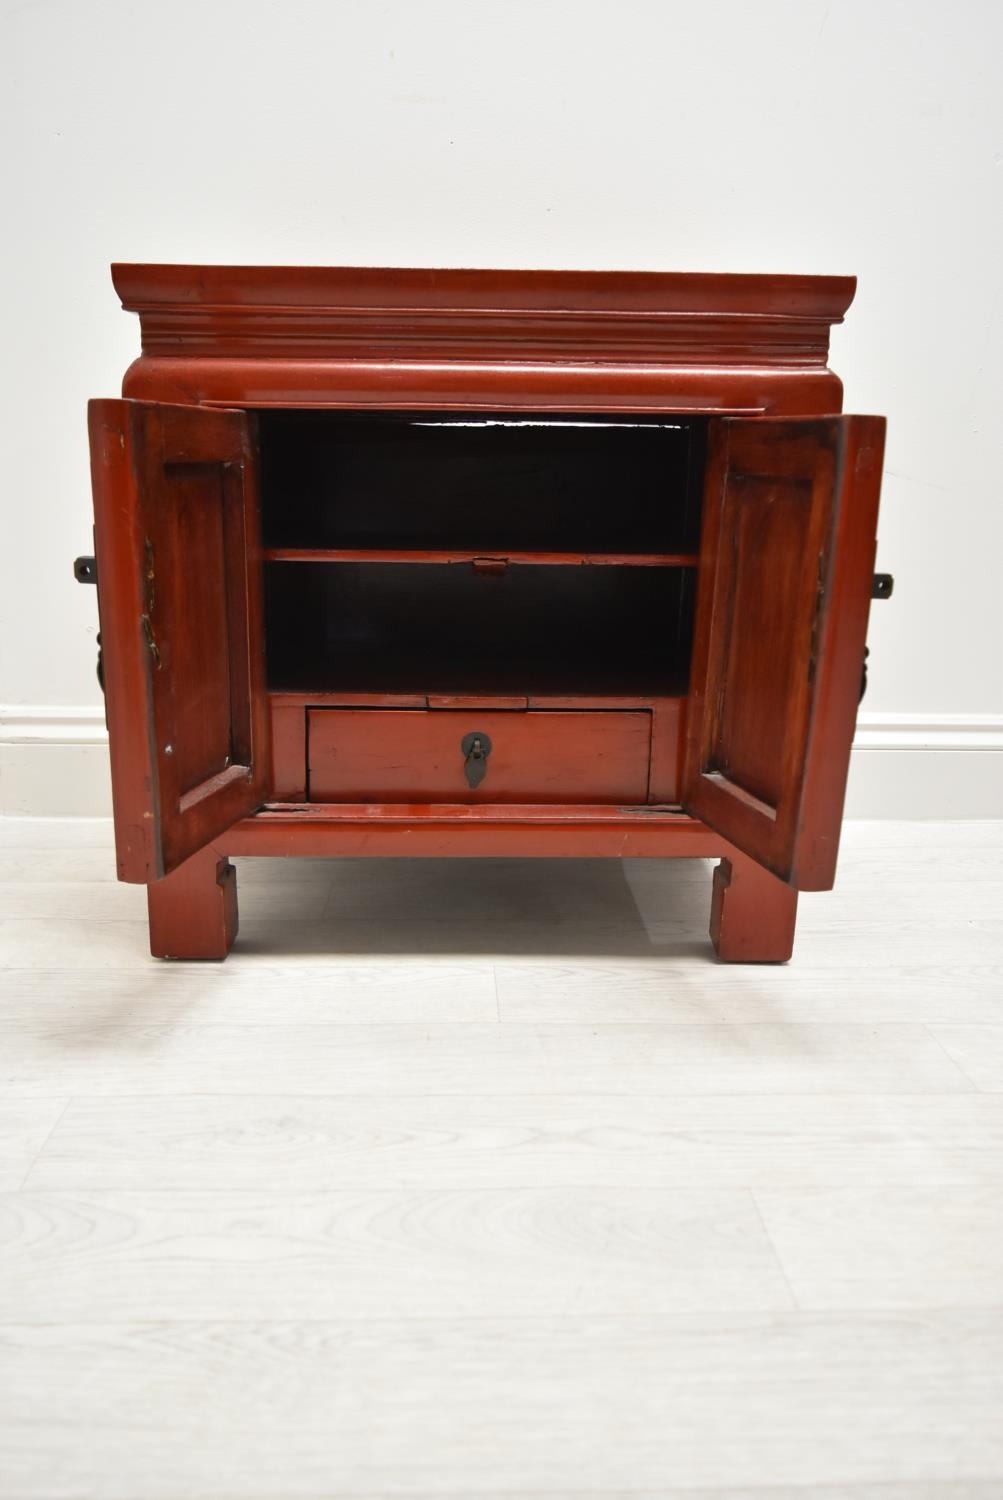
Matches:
[79,264,888,961]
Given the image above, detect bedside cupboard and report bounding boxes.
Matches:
[78,264,889,961]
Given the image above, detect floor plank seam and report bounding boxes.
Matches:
[4,1093,987,1101]
[5,1304,1003,1326]
[15,1098,73,1192]
[922,1022,993,1092]
[746,1186,802,1312]
[2,818,1002,1496]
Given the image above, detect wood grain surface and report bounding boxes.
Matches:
[0,816,1001,1498]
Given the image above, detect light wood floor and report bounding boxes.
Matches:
[1,817,1002,1499]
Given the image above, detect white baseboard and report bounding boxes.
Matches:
[0,707,113,817]
[2,705,1002,819]
[844,713,1003,818]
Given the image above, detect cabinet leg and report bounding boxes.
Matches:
[147,846,238,960]
[709,855,797,963]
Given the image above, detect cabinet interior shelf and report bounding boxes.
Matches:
[259,409,702,703]
[262,547,700,567]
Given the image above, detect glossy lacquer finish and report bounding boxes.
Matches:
[308,710,652,804]
[113,263,853,414]
[83,264,883,963]
[683,417,886,889]
[88,400,269,881]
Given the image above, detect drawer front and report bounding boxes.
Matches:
[307,709,651,803]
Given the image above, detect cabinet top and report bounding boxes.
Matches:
[111,265,856,411]
[112,263,855,320]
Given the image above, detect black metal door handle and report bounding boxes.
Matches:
[461,731,492,789]
[861,575,894,700]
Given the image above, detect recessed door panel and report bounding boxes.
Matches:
[682,416,885,889]
[88,400,269,880]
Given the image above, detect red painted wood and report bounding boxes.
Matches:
[121,359,839,417]
[268,690,684,713]
[113,264,855,365]
[307,709,652,804]
[147,844,238,959]
[648,700,686,804]
[709,855,799,963]
[84,262,884,962]
[268,701,307,802]
[112,263,852,416]
[88,399,270,881]
[264,803,706,824]
[229,806,722,860]
[682,416,885,889]
[426,695,529,711]
[794,419,886,885]
[113,263,855,311]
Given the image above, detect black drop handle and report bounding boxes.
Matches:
[73,555,105,696]
[461,731,492,789]
[861,574,894,701]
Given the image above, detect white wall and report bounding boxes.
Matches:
[2,0,1001,815]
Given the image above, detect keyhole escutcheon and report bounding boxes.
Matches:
[461,730,492,789]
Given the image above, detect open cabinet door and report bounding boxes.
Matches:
[682,416,885,890]
[88,400,269,882]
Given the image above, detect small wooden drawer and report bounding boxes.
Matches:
[307,709,651,803]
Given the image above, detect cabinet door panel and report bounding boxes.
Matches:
[682,416,885,889]
[88,400,269,881]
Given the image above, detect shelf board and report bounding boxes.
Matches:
[263,547,699,567]
[268,688,687,709]
[266,660,690,699]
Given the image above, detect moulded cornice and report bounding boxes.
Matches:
[111,264,856,371]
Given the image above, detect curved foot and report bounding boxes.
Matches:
[710,854,797,963]
[147,845,238,960]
